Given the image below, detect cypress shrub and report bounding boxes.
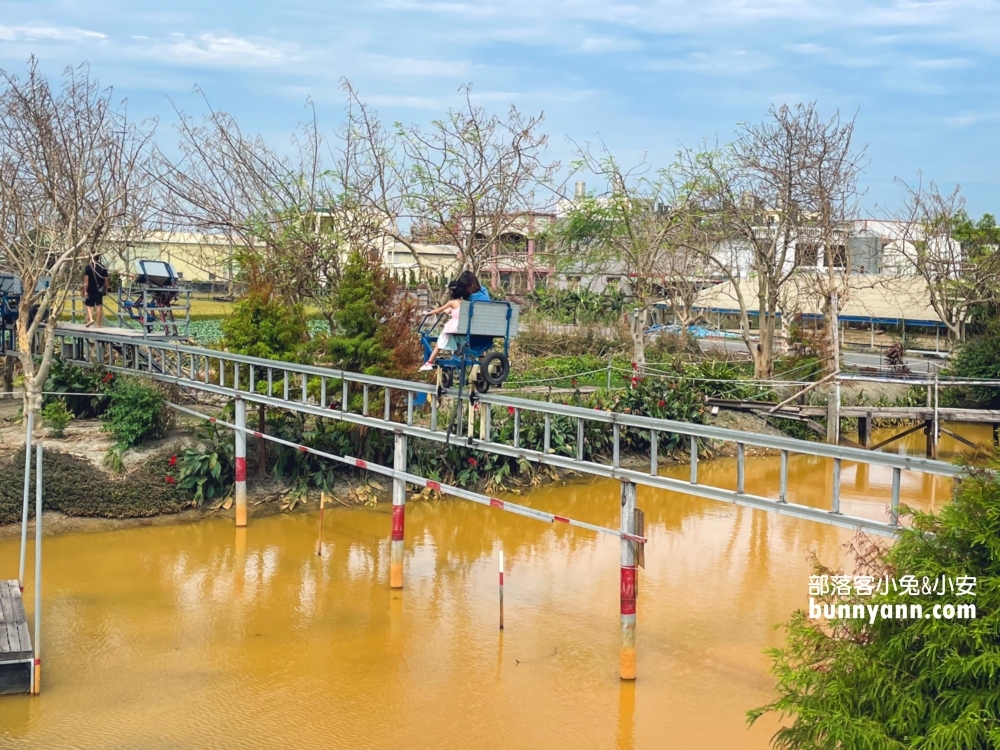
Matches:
[749,460,1000,748]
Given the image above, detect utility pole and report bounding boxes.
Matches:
[827,292,841,446]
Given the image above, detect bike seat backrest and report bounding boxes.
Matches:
[456,301,519,339]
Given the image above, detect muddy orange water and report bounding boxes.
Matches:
[0,425,982,749]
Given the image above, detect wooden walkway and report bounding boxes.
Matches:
[707,398,1000,457]
[56,322,177,339]
[707,398,1000,424]
[0,579,32,694]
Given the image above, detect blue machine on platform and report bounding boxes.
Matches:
[119,260,183,336]
[418,299,519,393]
[0,274,22,352]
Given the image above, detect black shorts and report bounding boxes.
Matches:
[85,294,104,308]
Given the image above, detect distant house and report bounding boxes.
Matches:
[110,231,240,285]
[382,240,461,278]
[452,211,557,293]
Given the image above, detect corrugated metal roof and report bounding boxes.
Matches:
[686,274,945,327]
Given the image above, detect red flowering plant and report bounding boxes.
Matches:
[455,451,485,487]
[591,374,706,455]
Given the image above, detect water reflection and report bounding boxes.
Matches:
[0,432,960,749]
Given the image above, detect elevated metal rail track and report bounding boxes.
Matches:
[45,327,963,538]
[1,325,969,683]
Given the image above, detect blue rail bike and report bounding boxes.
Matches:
[0,275,50,353]
[418,299,519,393]
[119,260,184,337]
[0,274,22,353]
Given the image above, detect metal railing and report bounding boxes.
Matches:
[51,328,965,536]
[65,288,192,338]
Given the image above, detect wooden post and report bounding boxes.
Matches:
[620,481,637,681]
[234,398,247,528]
[390,432,406,589]
[316,492,325,557]
[925,421,936,460]
[18,411,34,592]
[858,413,871,449]
[933,372,940,456]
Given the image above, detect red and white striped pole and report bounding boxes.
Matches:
[390,431,406,589]
[620,481,637,680]
[499,549,504,630]
[235,398,247,527]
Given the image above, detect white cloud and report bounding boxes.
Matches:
[946,111,1000,127]
[580,35,642,53]
[915,57,973,70]
[365,54,472,77]
[0,24,106,42]
[381,0,500,16]
[648,49,774,75]
[141,32,287,68]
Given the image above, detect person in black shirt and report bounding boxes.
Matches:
[83,254,109,327]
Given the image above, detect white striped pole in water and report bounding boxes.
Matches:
[390,432,406,589]
[234,398,247,527]
[620,481,637,681]
[499,549,504,631]
[167,402,647,547]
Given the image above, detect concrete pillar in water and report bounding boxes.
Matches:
[235,398,247,527]
[620,480,637,681]
[390,431,406,589]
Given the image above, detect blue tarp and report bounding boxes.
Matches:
[645,324,742,339]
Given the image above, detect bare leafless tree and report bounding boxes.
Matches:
[0,58,154,416]
[681,104,865,379]
[156,95,367,329]
[342,82,558,278]
[551,144,702,366]
[888,178,999,342]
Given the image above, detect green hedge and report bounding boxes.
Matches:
[0,448,188,524]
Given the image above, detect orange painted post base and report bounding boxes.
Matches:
[620,481,637,681]
[235,398,247,528]
[390,432,406,589]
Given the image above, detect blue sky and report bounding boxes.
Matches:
[1,0,998,215]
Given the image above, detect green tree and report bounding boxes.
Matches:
[749,463,1000,748]
[323,249,420,377]
[954,211,1000,330]
[220,291,308,361]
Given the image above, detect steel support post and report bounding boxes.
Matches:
[32,444,42,694]
[18,411,34,591]
[390,432,407,589]
[235,398,247,527]
[620,480,637,681]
